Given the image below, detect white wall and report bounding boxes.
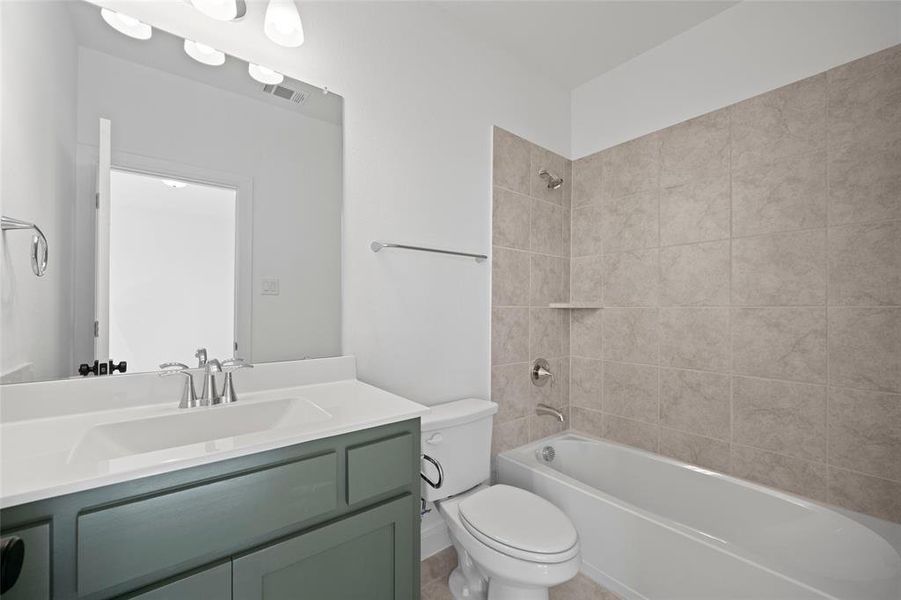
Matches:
[0,2,78,382]
[89,0,572,405]
[571,1,901,157]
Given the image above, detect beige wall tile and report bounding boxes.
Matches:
[603,361,659,423]
[659,240,730,306]
[733,376,826,462]
[828,137,901,226]
[571,309,603,359]
[492,417,529,457]
[572,152,604,208]
[659,368,731,440]
[660,177,730,246]
[732,308,826,383]
[828,467,901,523]
[731,230,826,306]
[491,307,529,365]
[492,187,531,250]
[828,221,901,306]
[491,363,531,424]
[828,387,901,481]
[530,254,568,306]
[731,74,826,170]
[828,307,901,393]
[530,308,568,360]
[601,191,659,252]
[827,44,901,86]
[731,445,828,501]
[660,308,730,371]
[732,151,826,237]
[571,202,603,257]
[571,406,605,438]
[531,199,566,256]
[571,255,604,302]
[531,357,569,412]
[660,109,730,188]
[603,415,659,453]
[603,134,661,199]
[531,413,568,441]
[603,249,660,307]
[530,144,568,206]
[571,358,603,410]
[492,247,529,306]
[659,428,731,473]
[493,127,530,193]
[827,47,901,150]
[602,308,659,364]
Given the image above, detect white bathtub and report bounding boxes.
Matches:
[497,433,901,600]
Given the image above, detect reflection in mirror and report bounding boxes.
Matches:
[0,1,343,384]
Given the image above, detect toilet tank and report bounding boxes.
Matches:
[420,398,498,502]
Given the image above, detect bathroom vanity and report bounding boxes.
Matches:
[1,359,427,599]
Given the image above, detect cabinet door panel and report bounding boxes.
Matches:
[233,495,414,600]
[127,563,231,600]
[1,524,50,600]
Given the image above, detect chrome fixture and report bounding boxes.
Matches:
[2,217,48,277]
[420,454,444,490]
[195,347,208,368]
[189,0,247,21]
[221,358,253,404]
[531,358,553,386]
[536,403,565,423]
[371,241,487,263]
[159,362,199,409]
[202,358,223,405]
[537,445,556,463]
[538,168,564,190]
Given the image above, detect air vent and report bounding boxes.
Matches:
[261,83,307,104]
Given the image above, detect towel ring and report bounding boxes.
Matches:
[1,217,48,277]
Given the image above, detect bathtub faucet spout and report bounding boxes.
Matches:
[536,403,565,423]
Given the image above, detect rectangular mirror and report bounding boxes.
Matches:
[1,1,343,383]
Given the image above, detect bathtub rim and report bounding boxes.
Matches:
[498,431,901,599]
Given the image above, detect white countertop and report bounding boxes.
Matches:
[1,377,427,508]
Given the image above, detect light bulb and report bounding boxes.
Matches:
[248,63,284,85]
[190,0,246,22]
[264,0,304,48]
[183,39,226,66]
[100,8,152,40]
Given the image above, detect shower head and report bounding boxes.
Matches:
[538,168,564,190]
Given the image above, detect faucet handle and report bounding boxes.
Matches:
[159,362,190,373]
[221,359,252,404]
[159,363,198,409]
[222,358,253,371]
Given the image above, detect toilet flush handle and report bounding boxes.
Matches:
[420,454,444,490]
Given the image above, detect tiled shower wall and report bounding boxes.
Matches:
[567,44,901,523]
[490,128,573,458]
[491,43,900,523]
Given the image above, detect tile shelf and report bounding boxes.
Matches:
[548,302,603,309]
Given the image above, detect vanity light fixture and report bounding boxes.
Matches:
[100,8,152,40]
[248,63,284,85]
[183,39,226,66]
[189,0,246,21]
[264,0,305,48]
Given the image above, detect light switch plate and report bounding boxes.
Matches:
[261,278,280,295]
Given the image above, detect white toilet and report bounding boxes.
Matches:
[421,398,581,600]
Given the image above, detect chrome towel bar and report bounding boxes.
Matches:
[1,216,48,277]
[371,241,487,263]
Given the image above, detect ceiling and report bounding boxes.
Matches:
[430,1,740,89]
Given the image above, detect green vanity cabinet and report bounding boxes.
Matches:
[0,419,420,600]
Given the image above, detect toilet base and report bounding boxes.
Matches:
[447,567,550,600]
[448,567,483,599]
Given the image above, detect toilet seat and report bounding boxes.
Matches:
[457,485,579,564]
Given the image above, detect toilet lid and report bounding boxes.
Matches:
[458,485,578,558]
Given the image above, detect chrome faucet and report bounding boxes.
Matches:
[159,362,199,409]
[536,403,565,423]
[195,347,208,368]
[201,359,222,405]
[220,358,253,404]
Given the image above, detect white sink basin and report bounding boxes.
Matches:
[69,398,331,464]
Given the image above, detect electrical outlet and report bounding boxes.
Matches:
[261,278,280,295]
